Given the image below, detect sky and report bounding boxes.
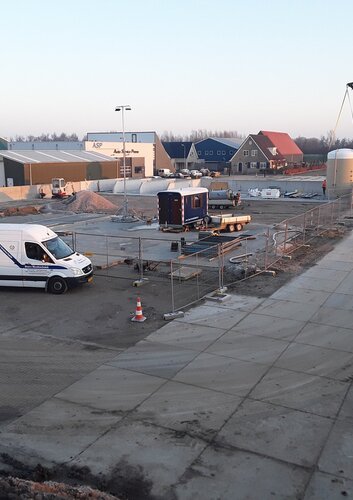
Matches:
[1,0,353,141]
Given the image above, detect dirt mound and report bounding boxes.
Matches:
[0,205,40,217]
[63,191,118,213]
[0,476,119,499]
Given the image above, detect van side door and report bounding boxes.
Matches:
[0,239,23,287]
[23,242,54,289]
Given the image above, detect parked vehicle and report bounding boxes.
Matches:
[157,187,208,229]
[206,213,251,232]
[190,170,202,178]
[0,224,93,294]
[208,189,241,209]
[180,168,191,178]
[157,169,172,177]
[51,178,68,199]
[200,168,211,176]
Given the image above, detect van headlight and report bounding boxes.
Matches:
[71,268,83,276]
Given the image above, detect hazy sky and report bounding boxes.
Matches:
[2,0,353,140]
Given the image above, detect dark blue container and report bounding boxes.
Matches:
[158,188,208,227]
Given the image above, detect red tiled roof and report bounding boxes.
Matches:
[259,131,303,156]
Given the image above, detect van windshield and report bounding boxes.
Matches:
[43,237,74,259]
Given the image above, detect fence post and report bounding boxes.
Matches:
[170,260,175,313]
[284,221,288,254]
[196,250,200,300]
[264,228,270,269]
[303,212,306,245]
[331,201,335,225]
[138,237,143,281]
[106,235,109,270]
[218,244,224,291]
[317,206,321,235]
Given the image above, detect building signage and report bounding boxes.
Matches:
[112,149,140,154]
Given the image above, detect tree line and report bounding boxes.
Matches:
[11,132,79,142]
[160,130,244,142]
[9,130,353,155]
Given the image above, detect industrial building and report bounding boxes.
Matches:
[195,137,243,171]
[86,131,173,177]
[0,149,119,187]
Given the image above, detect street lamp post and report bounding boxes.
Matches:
[181,143,186,172]
[115,104,131,219]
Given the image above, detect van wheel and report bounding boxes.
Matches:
[228,224,235,232]
[48,277,68,294]
[235,223,243,231]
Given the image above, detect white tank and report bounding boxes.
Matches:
[327,149,353,193]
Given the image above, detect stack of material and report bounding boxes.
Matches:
[181,233,246,258]
[60,191,118,213]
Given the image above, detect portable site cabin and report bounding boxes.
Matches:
[157,187,208,228]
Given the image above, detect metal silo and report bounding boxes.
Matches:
[327,148,353,197]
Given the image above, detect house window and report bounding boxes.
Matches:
[250,162,257,168]
[197,151,201,155]
[192,195,201,208]
[209,150,213,155]
[244,150,249,157]
[134,166,143,174]
[132,134,137,143]
[251,150,257,157]
[260,162,267,169]
[205,151,208,156]
[217,151,221,155]
[222,150,226,155]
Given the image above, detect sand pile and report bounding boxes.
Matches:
[63,191,118,213]
[0,476,118,499]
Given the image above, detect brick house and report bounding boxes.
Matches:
[230,131,303,174]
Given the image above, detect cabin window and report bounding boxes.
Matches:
[192,195,201,208]
[25,242,52,262]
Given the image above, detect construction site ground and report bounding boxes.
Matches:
[0,192,351,498]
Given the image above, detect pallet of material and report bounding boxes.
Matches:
[170,266,202,280]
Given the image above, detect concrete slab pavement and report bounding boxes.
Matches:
[2,232,353,497]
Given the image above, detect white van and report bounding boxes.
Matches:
[0,224,93,294]
[157,169,172,177]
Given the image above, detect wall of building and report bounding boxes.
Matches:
[85,141,155,177]
[154,137,174,172]
[195,139,238,163]
[231,137,273,173]
[2,159,119,186]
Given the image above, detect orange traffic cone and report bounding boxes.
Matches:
[131,296,146,322]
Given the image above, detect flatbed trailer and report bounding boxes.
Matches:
[207,213,251,232]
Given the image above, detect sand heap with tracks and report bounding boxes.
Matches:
[58,191,118,213]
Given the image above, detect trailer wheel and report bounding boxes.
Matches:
[219,204,224,210]
[47,276,68,294]
[228,224,235,232]
[210,204,216,210]
[203,215,212,225]
[235,223,243,231]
